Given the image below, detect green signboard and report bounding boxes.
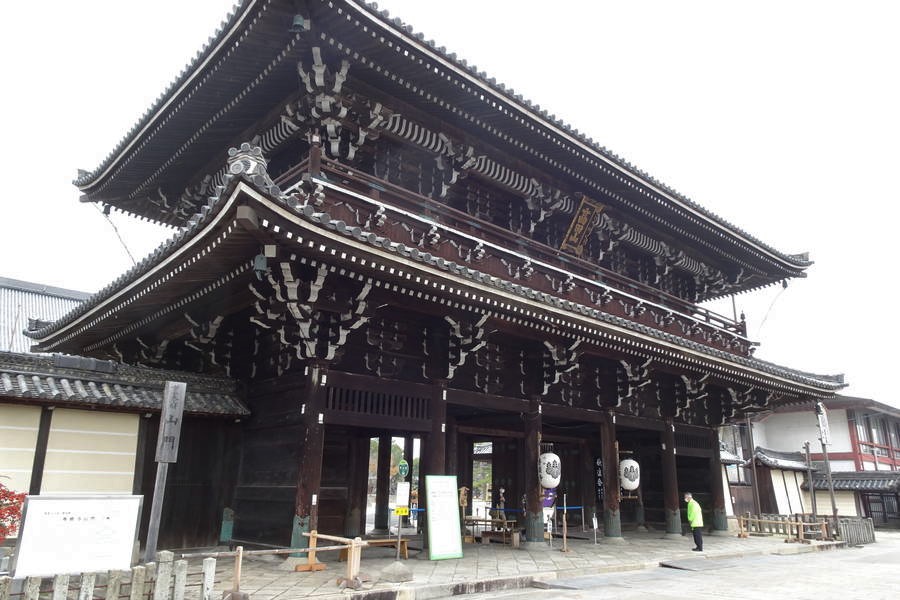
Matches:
[398,459,410,478]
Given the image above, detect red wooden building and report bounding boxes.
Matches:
[26,0,845,549]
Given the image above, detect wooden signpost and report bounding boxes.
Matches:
[143,381,186,562]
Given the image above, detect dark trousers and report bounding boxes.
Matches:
[692,526,703,550]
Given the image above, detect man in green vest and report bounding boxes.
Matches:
[684,492,703,551]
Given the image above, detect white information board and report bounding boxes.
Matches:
[424,475,463,560]
[13,495,142,577]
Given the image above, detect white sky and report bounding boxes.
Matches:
[0,1,896,406]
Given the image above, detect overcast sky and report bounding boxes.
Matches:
[0,1,896,406]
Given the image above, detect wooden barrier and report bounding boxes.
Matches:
[838,517,876,545]
[0,552,216,600]
[737,514,829,542]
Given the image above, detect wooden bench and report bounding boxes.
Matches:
[339,538,408,561]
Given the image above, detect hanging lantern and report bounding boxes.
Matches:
[619,458,640,491]
[538,451,562,489]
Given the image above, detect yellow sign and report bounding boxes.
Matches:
[560,196,604,257]
[394,506,410,516]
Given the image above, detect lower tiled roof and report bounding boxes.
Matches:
[0,351,248,417]
[805,471,900,493]
[754,446,810,471]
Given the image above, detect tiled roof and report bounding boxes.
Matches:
[0,351,248,417]
[0,277,90,353]
[754,446,811,471]
[805,471,900,493]
[73,0,810,271]
[27,170,845,394]
[720,448,744,465]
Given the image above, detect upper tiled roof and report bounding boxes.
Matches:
[73,0,810,273]
[0,277,90,354]
[0,351,248,417]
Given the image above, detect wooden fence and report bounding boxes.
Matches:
[737,513,829,542]
[0,552,217,600]
[838,517,876,545]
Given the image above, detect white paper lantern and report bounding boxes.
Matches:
[539,452,562,488]
[619,458,640,491]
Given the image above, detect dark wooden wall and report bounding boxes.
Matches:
[232,376,305,546]
[138,415,240,549]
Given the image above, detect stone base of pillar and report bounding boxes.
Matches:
[636,525,649,532]
[712,508,728,532]
[603,508,623,538]
[524,511,544,543]
[664,508,682,536]
[367,528,390,536]
[520,540,547,550]
[290,515,310,557]
[602,535,627,544]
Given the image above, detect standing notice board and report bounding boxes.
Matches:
[425,475,463,560]
[13,495,142,577]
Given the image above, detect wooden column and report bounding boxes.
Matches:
[421,384,448,554]
[709,428,729,532]
[445,417,458,476]
[292,365,327,550]
[524,396,543,543]
[599,413,622,538]
[426,384,447,476]
[661,418,682,536]
[579,441,596,528]
[345,435,369,537]
[372,434,392,534]
[29,407,54,495]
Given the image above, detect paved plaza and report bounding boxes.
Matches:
[192,529,849,600]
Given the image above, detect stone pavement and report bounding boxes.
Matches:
[189,530,845,600]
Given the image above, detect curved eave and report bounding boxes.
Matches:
[73,0,810,278]
[345,0,813,273]
[30,177,844,397]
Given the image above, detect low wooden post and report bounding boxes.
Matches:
[295,531,326,572]
[0,577,11,600]
[201,558,216,600]
[154,551,174,600]
[106,572,125,600]
[345,537,363,584]
[78,573,96,600]
[24,577,41,600]
[52,574,69,600]
[233,546,243,592]
[129,566,147,600]
[173,559,187,600]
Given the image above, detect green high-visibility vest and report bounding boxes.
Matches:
[687,498,703,527]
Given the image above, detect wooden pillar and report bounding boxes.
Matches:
[709,428,728,532]
[445,417,458,476]
[524,397,543,543]
[372,434,392,534]
[345,435,369,537]
[579,441,596,528]
[661,418,682,536]
[426,385,447,476]
[29,406,54,495]
[292,364,327,550]
[599,413,622,538]
[421,384,448,554]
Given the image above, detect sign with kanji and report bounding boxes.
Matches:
[394,506,410,516]
[155,381,186,463]
[560,196,604,256]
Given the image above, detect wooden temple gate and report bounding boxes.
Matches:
[24,0,845,552]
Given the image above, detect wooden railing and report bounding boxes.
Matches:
[737,513,830,543]
[0,551,216,600]
[272,154,749,349]
[838,517,876,545]
[182,530,367,592]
